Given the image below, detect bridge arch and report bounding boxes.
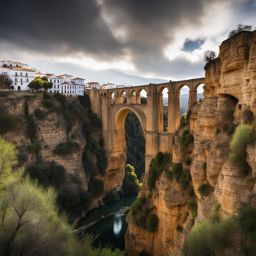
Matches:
[115,106,146,132]
[113,106,146,174]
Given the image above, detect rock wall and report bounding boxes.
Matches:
[126,31,256,255]
[0,93,123,212]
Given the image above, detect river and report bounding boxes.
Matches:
[77,195,136,250]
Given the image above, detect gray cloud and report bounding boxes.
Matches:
[0,0,123,59]
[0,0,254,80]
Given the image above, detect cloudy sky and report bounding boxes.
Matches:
[0,0,255,85]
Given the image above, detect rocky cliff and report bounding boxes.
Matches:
[126,31,256,255]
[0,92,123,220]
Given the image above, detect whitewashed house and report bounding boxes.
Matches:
[0,60,36,91]
[0,60,86,96]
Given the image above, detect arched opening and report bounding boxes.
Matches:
[131,90,136,96]
[179,85,190,114]
[121,91,127,104]
[196,84,204,102]
[110,92,116,104]
[161,87,169,132]
[139,89,147,104]
[179,85,190,127]
[115,108,146,183]
[125,112,145,182]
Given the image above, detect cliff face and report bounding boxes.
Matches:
[0,93,122,214]
[126,31,256,255]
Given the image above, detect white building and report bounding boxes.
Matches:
[1,60,86,96]
[48,74,85,96]
[0,60,36,91]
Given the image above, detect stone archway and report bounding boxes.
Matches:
[114,107,146,156]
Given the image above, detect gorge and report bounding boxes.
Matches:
[0,30,256,256]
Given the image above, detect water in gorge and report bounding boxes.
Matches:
[77,195,136,250]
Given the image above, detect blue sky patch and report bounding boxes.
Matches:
[183,39,204,52]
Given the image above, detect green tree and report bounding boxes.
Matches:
[0,138,122,256]
[28,77,43,90]
[123,164,141,195]
[28,77,52,91]
[0,138,17,178]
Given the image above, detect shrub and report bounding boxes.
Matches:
[223,122,236,136]
[236,204,256,254]
[198,183,212,197]
[176,225,183,233]
[34,108,46,119]
[53,141,80,156]
[26,161,67,188]
[88,178,104,196]
[179,170,191,190]
[172,163,183,181]
[183,218,235,256]
[188,199,198,220]
[54,93,66,105]
[180,112,190,128]
[0,91,9,97]
[78,95,90,109]
[43,92,52,99]
[123,164,140,195]
[131,197,146,215]
[229,124,255,168]
[0,112,23,134]
[180,130,194,152]
[131,197,148,228]
[26,142,41,155]
[165,168,173,180]
[146,213,159,232]
[242,109,254,124]
[42,98,54,109]
[26,161,93,218]
[147,152,171,191]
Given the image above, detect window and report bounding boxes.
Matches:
[15,72,17,76]
[20,72,22,76]
[27,79,29,82]
[26,73,28,76]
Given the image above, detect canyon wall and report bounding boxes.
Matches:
[126,31,256,255]
[0,93,124,217]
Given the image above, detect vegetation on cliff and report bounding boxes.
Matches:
[183,204,256,256]
[147,152,171,191]
[25,161,92,220]
[0,93,109,220]
[130,196,159,232]
[122,164,141,195]
[0,138,122,256]
[229,124,255,172]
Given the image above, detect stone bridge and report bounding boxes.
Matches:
[86,77,204,188]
